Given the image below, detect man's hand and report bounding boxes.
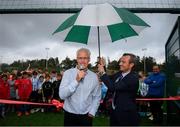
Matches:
[76,70,86,82]
[98,64,105,75]
[97,57,106,75]
[99,57,106,66]
[88,113,94,118]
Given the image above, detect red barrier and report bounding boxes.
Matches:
[0,96,179,108]
[100,96,180,104]
[136,96,180,101]
[0,99,64,109]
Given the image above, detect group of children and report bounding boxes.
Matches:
[0,70,62,118]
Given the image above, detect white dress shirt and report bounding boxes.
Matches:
[59,68,101,116]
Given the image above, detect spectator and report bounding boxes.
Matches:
[52,73,62,100]
[144,65,166,125]
[31,71,39,91]
[42,74,54,104]
[15,71,32,116]
[50,70,57,83]
[30,71,39,102]
[0,74,10,118]
[37,75,45,111]
[37,75,45,93]
[30,75,45,114]
[7,73,16,112]
[137,71,149,117]
[8,74,16,100]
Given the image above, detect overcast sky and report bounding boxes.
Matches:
[0,13,179,65]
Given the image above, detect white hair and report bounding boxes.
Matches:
[76,48,91,58]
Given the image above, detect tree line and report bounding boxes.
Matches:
[0,55,166,74]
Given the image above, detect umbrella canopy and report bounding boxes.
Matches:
[53,3,150,56]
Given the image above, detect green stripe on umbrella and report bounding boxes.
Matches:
[108,23,138,42]
[65,25,90,44]
[114,7,150,27]
[53,3,150,57]
[53,12,79,34]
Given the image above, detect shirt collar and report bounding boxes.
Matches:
[122,70,131,78]
[76,66,89,73]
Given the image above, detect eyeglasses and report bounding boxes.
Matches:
[77,57,89,60]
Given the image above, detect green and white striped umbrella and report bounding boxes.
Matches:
[53,3,150,57]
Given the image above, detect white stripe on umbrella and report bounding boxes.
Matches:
[87,26,112,44]
[74,3,123,26]
[130,25,148,34]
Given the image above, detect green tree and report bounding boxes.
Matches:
[107,60,119,70]
[134,56,143,72]
[142,56,156,73]
[60,57,77,70]
[48,57,56,68]
[1,63,10,72]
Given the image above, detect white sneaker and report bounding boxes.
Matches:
[148,115,154,121]
[1,112,5,118]
[30,109,35,114]
[41,108,44,112]
[147,112,152,116]
[35,108,40,112]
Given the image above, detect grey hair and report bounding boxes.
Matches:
[76,48,91,58]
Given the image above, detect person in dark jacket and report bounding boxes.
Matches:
[98,53,139,126]
[42,74,54,104]
[52,73,62,100]
[144,65,166,125]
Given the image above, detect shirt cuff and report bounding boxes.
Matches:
[68,80,79,92]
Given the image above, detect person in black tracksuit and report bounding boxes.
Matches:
[42,74,54,104]
[52,73,62,100]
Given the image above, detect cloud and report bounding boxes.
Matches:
[0,13,179,65]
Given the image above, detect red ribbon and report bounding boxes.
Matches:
[100,96,180,103]
[51,99,64,109]
[0,96,179,108]
[0,99,64,109]
[136,96,180,101]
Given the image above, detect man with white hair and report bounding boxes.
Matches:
[59,48,101,126]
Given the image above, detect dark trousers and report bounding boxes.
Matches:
[17,104,30,112]
[150,100,163,124]
[64,110,92,126]
[110,109,139,126]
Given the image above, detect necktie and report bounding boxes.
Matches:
[112,74,123,110]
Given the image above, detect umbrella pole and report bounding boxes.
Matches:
[97,26,106,71]
[97,26,100,58]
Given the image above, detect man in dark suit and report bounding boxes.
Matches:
[98,53,139,126]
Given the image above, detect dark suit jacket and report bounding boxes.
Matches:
[101,71,139,125]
